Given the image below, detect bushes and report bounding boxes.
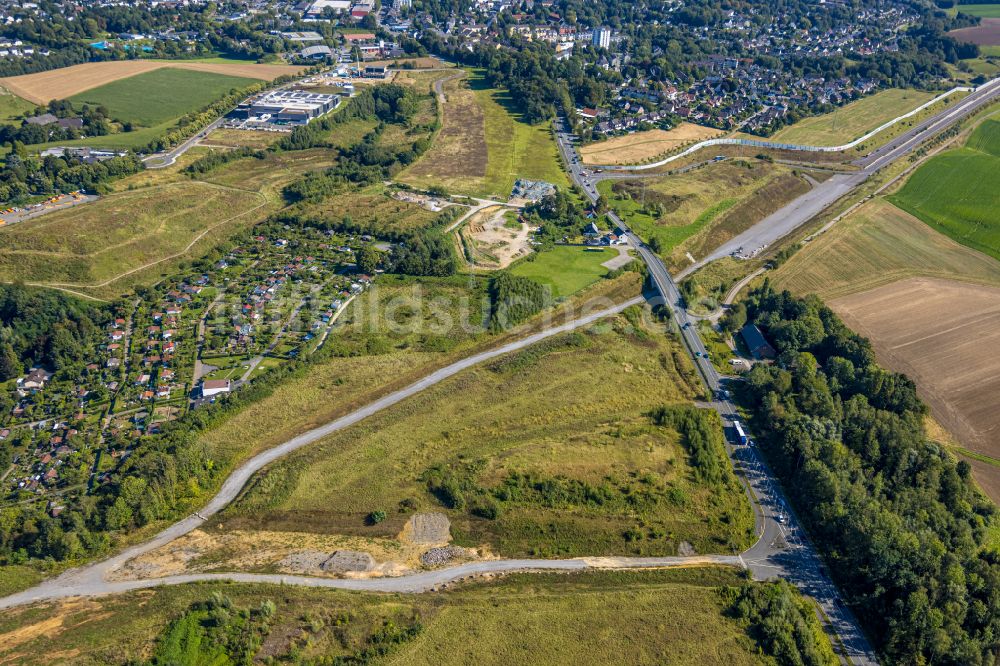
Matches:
[184,146,265,176]
[725,581,838,666]
[649,405,732,487]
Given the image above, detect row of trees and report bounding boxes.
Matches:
[739,283,1000,665]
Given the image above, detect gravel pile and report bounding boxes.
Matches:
[420,546,465,566]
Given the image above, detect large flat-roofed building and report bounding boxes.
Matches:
[305,0,351,17]
[232,90,340,126]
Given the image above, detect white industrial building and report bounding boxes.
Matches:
[233,90,340,126]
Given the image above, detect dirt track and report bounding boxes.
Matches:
[0,61,304,103]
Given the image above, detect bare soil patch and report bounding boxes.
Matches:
[580,123,723,165]
[0,61,304,104]
[0,599,102,660]
[948,19,1000,46]
[108,528,438,581]
[460,206,534,269]
[832,277,1000,501]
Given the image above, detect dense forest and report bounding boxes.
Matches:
[739,283,1000,665]
[0,283,106,381]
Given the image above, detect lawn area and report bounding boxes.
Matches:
[203,127,287,149]
[0,87,36,125]
[509,245,615,298]
[0,569,786,665]
[888,117,1000,261]
[600,160,808,267]
[956,4,1000,17]
[0,181,268,295]
[401,69,570,198]
[769,88,937,146]
[222,310,750,559]
[772,198,1000,299]
[68,67,259,127]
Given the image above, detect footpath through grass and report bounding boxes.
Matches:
[889,118,1000,261]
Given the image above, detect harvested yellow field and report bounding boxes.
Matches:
[0,60,304,104]
[831,278,1000,502]
[772,199,1000,299]
[580,123,723,165]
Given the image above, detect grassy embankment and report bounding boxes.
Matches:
[219,306,752,559]
[766,88,937,147]
[772,198,1000,299]
[599,160,809,269]
[0,569,780,666]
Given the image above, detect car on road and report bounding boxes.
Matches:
[776,514,785,524]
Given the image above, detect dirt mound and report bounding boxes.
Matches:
[401,512,451,545]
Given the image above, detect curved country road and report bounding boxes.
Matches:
[0,296,659,610]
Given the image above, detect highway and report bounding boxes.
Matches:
[555,117,880,665]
